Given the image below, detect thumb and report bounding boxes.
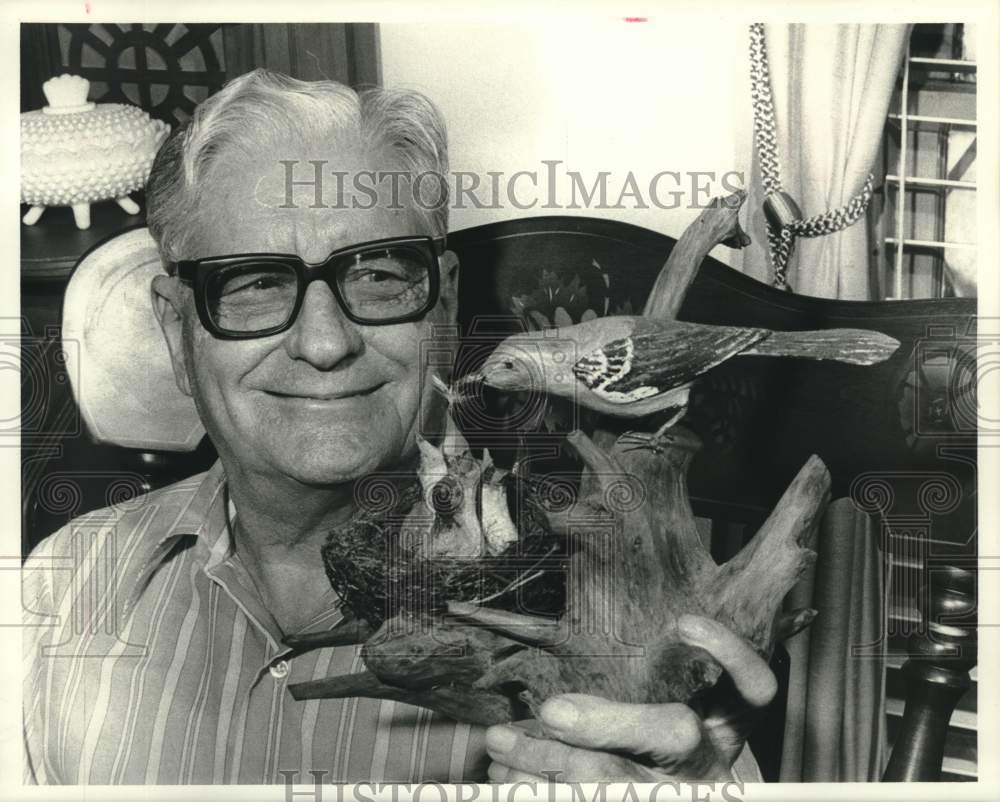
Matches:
[677,615,777,709]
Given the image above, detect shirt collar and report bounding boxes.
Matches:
[124,460,231,615]
[123,461,347,646]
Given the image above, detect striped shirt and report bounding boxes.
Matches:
[22,460,761,785]
[22,461,489,784]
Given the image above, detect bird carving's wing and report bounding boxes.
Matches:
[572,320,768,403]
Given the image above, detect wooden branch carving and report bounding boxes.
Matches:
[643,189,750,319]
[289,191,843,727]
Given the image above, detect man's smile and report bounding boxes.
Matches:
[262,382,387,402]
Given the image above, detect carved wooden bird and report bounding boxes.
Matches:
[469,315,899,418]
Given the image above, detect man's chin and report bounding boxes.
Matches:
[271,463,369,490]
[275,433,404,487]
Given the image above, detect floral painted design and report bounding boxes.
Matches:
[510,259,634,330]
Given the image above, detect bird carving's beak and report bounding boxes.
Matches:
[473,353,537,391]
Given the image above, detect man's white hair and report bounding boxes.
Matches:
[147,68,449,264]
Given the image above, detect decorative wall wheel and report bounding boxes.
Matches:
[58,23,226,126]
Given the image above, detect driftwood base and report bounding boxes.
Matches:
[290,427,828,724]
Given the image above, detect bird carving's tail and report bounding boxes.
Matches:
[744,328,900,365]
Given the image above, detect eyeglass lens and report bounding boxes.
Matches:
[206,245,432,332]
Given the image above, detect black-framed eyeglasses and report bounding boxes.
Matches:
[173,235,444,339]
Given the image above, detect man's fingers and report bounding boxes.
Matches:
[535,695,704,763]
[677,614,777,708]
[487,761,508,782]
[487,762,546,783]
[487,699,710,774]
[485,722,653,781]
[485,723,571,772]
[483,614,777,782]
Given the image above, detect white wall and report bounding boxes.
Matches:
[380,21,751,264]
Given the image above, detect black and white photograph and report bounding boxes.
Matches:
[4,1,998,798]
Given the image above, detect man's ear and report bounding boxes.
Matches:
[439,250,461,324]
[151,274,193,397]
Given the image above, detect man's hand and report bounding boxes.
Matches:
[483,614,777,783]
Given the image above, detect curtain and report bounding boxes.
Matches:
[740,24,909,299]
[734,24,911,782]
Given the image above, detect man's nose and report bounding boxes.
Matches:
[283,280,364,368]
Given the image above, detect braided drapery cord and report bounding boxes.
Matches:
[749,22,875,290]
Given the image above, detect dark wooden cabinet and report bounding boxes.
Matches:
[21,23,380,121]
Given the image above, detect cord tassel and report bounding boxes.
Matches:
[749,23,875,290]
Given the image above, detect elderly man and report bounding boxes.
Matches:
[23,69,770,785]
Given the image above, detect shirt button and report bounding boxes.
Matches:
[269,660,289,679]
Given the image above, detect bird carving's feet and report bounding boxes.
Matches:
[617,429,675,454]
[616,411,687,454]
